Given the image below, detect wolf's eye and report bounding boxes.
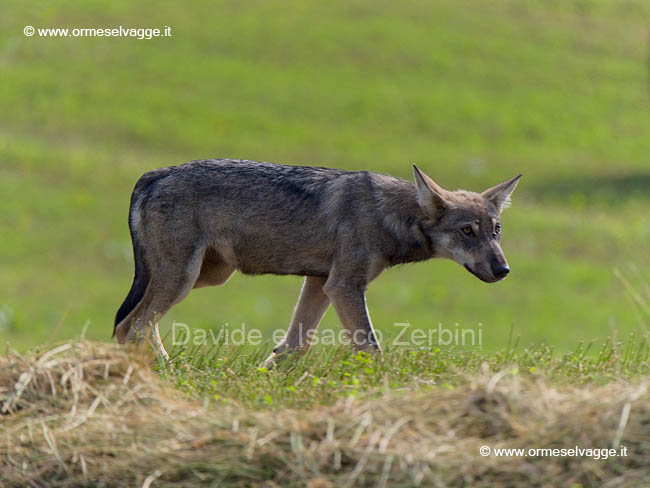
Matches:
[461,226,474,236]
[494,223,501,235]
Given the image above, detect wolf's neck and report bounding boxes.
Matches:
[375,179,436,266]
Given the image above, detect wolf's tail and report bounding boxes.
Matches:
[113,232,149,338]
[113,193,151,339]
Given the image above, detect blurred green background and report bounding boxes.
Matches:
[1,0,649,352]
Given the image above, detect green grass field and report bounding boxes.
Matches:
[2,0,649,353]
[2,1,650,485]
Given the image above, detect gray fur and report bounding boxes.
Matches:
[113,159,521,362]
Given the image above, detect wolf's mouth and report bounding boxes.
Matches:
[464,264,503,284]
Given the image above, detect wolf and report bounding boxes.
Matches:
[113,159,521,363]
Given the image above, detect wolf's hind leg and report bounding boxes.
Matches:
[263,276,330,367]
[117,248,205,359]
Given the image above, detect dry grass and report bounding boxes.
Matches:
[2,340,649,487]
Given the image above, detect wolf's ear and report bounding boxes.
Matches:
[413,164,447,219]
[481,174,522,213]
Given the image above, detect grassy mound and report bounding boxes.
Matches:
[2,340,650,487]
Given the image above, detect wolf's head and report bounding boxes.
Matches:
[413,165,521,283]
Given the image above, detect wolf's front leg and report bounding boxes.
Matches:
[323,282,381,352]
[262,276,330,367]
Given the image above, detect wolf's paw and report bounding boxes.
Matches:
[261,344,300,370]
[260,351,282,370]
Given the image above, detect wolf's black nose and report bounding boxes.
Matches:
[493,264,510,279]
